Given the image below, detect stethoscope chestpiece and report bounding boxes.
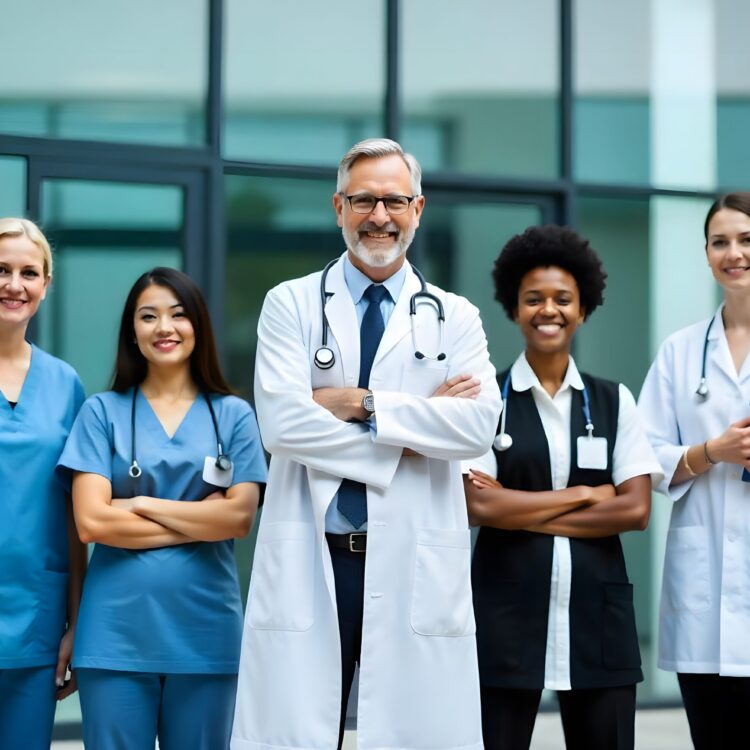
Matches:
[215,453,232,472]
[695,378,709,399]
[493,432,513,452]
[314,346,335,370]
[128,461,142,479]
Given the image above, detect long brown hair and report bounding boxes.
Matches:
[112,267,232,395]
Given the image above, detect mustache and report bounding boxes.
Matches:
[357,221,400,233]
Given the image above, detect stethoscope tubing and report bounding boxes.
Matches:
[495,371,595,453]
[128,388,230,479]
[314,257,446,369]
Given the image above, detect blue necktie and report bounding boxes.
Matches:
[337,284,389,528]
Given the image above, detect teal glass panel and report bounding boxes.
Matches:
[0,0,207,146]
[415,199,542,372]
[0,156,26,217]
[224,1,385,164]
[36,180,183,396]
[401,1,559,178]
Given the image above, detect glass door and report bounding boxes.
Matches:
[27,160,206,394]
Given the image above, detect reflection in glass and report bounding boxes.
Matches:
[0,0,207,146]
[0,157,26,218]
[401,0,559,178]
[224,0,385,165]
[36,180,183,396]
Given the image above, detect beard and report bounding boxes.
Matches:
[342,220,417,268]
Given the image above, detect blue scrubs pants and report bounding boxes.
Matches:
[77,669,237,750]
[0,666,57,750]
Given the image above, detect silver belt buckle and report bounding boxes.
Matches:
[349,532,366,552]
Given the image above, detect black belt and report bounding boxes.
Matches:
[326,532,367,553]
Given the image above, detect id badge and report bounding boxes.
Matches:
[577,436,608,470]
[203,456,233,488]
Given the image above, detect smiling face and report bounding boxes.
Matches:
[333,153,425,278]
[133,283,195,371]
[514,266,584,355]
[0,234,50,330]
[705,208,750,294]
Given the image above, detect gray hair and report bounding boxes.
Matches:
[336,138,422,196]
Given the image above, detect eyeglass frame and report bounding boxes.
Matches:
[339,192,420,215]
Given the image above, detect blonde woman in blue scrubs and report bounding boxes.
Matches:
[0,218,86,749]
[58,267,267,750]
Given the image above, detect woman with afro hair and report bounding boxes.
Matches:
[465,225,661,750]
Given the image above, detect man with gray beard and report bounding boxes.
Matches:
[232,138,501,750]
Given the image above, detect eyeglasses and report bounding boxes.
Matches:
[341,193,418,215]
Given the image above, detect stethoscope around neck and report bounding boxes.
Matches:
[493,371,596,452]
[128,388,231,479]
[313,257,446,370]
[695,316,716,400]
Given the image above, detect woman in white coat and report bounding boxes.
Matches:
[638,191,750,749]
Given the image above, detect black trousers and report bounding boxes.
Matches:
[481,684,636,750]
[678,673,750,750]
[329,543,366,750]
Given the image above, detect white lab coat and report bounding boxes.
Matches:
[231,256,501,750]
[638,305,750,675]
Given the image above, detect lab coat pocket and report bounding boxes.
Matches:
[663,526,712,614]
[602,583,641,669]
[411,528,475,637]
[400,362,450,397]
[248,522,315,631]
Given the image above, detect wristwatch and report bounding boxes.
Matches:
[362,390,375,417]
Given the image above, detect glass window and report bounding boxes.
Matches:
[224,0,386,165]
[576,0,750,191]
[417,198,543,369]
[401,1,559,178]
[0,156,26,217]
[0,0,207,146]
[36,179,183,395]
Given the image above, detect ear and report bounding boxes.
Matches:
[512,306,519,323]
[578,306,586,324]
[333,192,344,229]
[412,195,426,228]
[40,274,52,301]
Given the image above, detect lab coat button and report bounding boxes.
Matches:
[728,533,737,543]
[370,592,384,599]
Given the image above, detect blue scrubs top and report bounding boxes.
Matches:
[0,345,85,669]
[57,389,267,674]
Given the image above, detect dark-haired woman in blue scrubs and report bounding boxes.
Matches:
[58,267,266,750]
[0,218,86,749]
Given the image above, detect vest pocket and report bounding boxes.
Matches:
[410,528,475,637]
[602,582,641,669]
[248,522,315,631]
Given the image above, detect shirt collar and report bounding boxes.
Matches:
[509,352,584,393]
[343,254,407,305]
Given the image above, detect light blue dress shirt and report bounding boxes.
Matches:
[324,256,407,533]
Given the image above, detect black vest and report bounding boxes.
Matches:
[472,369,642,690]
